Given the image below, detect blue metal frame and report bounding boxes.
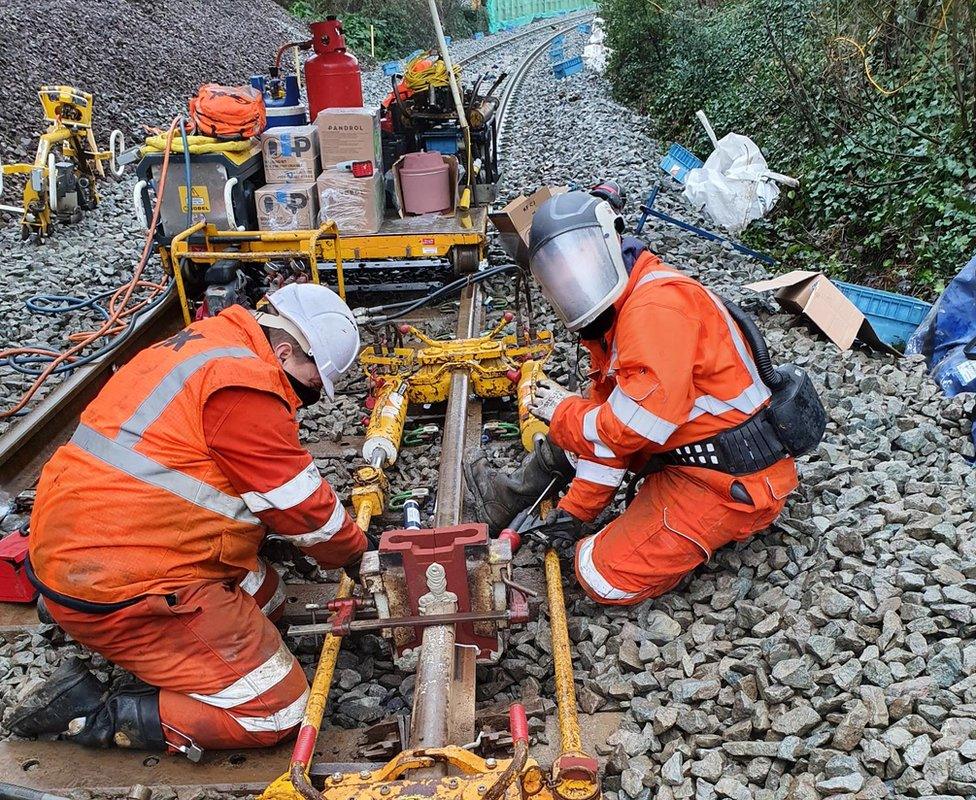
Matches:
[635,185,775,265]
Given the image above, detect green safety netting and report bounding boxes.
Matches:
[486,0,595,33]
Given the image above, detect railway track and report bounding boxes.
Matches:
[0,16,617,799]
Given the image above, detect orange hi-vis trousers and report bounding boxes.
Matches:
[46,559,307,751]
[574,458,797,605]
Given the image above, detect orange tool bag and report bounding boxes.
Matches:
[189,84,266,140]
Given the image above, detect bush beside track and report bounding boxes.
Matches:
[599,0,976,296]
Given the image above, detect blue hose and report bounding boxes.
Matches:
[3,284,175,379]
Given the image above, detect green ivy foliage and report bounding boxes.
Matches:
[601,0,976,296]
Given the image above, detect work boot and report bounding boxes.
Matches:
[464,435,575,534]
[7,657,165,751]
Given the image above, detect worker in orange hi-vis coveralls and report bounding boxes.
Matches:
[466,191,820,606]
[10,284,366,755]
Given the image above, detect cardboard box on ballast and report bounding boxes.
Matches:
[315,107,382,169]
[260,125,320,183]
[255,182,319,232]
[317,168,384,235]
[744,270,899,356]
[488,185,568,267]
[391,153,459,219]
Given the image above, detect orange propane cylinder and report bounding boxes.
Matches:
[305,17,364,121]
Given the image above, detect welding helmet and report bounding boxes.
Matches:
[258,283,361,399]
[528,191,627,332]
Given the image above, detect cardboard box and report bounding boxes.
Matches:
[260,125,320,183]
[744,270,898,355]
[391,153,459,219]
[317,168,384,235]
[488,185,568,267]
[255,182,319,231]
[315,107,382,170]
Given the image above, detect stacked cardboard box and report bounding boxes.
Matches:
[256,125,321,232]
[313,107,385,235]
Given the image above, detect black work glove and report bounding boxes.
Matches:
[520,508,586,556]
[343,553,364,584]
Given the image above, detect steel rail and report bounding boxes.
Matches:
[413,16,582,768]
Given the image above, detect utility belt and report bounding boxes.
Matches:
[24,556,176,615]
[626,359,827,504]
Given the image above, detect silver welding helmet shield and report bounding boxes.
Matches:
[528,192,628,332]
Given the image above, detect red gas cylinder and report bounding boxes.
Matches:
[305,17,364,122]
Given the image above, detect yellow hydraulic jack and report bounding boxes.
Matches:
[359,311,554,452]
[0,86,125,242]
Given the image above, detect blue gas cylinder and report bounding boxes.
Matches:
[250,73,307,128]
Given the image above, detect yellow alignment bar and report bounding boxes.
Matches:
[298,572,354,754]
[544,548,582,755]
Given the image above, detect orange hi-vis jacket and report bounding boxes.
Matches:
[30,306,361,604]
[550,250,781,523]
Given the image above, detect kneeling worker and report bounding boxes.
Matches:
[10,284,366,754]
[467,191,810,605]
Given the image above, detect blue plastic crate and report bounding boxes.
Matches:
[550,34,566,48]
[553,55,583,79]
[474,31,485,39]
[833,280,932,348]
[578,22,592,34]
[382,60,402,76]
[660,143,703,184]
[548,47,565,62]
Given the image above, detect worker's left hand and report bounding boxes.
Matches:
[530,379,577,423]
[521,508,585,556]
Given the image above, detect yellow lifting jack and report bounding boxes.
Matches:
[359,312,554,455]
[0,86,125,243]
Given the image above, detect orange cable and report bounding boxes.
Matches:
[0,116,182,419]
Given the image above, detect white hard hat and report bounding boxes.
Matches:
[260,283,361,399]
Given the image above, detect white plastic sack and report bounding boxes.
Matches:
[583,20,609,73]
[583,43,607,73]
[683,111,796,234]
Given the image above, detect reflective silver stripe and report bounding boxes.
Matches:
[576,535,637,601]
[115,347,258,446]
[261,582,287,616]
[287,494,348,547]
[702,287,770,409]
[234,688,309,733]
[71,424,258,525]
[633,270,770,418]
[242,462,323,513]
[189,641,296,710]
[687,382,770,419]
[634,270,684,290]
[576,459,626,487]
[582,407,616,459]
[607,387,677,444]
[240,560,268,596]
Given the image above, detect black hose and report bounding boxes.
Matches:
[721,298,784,390]
[363,264,517,326]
